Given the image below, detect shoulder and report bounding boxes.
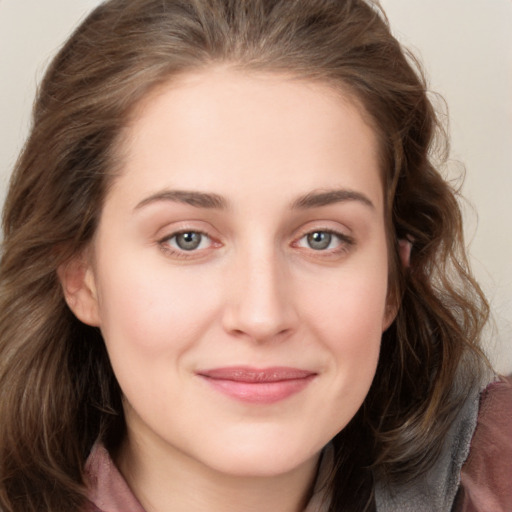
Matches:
[455,375,512,512]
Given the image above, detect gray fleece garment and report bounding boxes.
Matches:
[374,384,482,512]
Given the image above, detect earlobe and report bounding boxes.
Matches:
[57,253,101,326]
[382,301,398,332]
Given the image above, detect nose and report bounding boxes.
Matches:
[222,247,298,343]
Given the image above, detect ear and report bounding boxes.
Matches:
[382,238,413,331]
[398,238,412,268]
[57,251,100,326]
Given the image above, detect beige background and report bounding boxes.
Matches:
[1,0,511,373]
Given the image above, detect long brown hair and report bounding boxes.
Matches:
[0,1,489,510]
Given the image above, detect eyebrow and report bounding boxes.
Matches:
[134,187,374,212]
[291,189,375,210]
[135,190,228,210]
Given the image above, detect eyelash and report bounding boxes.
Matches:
[158,227,355,259]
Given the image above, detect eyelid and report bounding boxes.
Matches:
[293,220,353,240]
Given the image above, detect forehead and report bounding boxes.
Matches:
[111,68,383,211]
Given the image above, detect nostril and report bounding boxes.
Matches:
[222,305,297,343]
[221,255,298,342]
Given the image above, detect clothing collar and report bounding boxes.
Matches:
[85,443,333,512]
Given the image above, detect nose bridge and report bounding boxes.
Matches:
[223,239,296,341]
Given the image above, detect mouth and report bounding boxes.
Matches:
[196,366,317,404]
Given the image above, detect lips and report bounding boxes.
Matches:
[197,366,316,404]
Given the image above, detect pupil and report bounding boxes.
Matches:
[308,232,331,250]
[176,232,201,250]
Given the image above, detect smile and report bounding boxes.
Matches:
[196,366,317,404]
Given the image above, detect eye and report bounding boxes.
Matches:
[295,229,354,253]
[164,231,212,252]
[305,231,334,250]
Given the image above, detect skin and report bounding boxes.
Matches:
[62,68,394,512]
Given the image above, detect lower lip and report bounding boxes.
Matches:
[198,375,315,404]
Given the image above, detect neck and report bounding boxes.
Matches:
[115,432,321,512]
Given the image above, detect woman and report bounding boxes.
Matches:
[0,1,510,511]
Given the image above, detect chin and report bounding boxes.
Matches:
[198,434,325,478]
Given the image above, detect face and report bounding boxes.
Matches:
[66,68,392,478]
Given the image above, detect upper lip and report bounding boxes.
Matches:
[197,366,316,383]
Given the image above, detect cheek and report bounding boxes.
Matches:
[326,278,384,379]
[303,256,389,340]
[94,253,222,357]
[298,253,388,398]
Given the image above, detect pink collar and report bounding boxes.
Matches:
[84,443,332,512]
